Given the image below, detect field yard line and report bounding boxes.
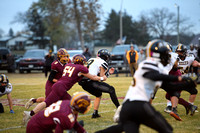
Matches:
[0,126,24,131]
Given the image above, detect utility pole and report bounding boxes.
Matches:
[120,0,123,45]
[175,3,180,45]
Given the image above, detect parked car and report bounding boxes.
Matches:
[110,44,139,70]
[67,50,83,61]
[18,49,48,73]
[0,48,15,73]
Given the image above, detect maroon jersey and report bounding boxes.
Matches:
[45,59,72,97]
[45,63,88,106]
[26,100,85,133]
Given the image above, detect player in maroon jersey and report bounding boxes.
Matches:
[26,92,91,133]
[25,48,71,109]
[23,54,107,125]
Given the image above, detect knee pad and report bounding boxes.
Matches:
[170,91,180,98]
[108,86,115,94]
[189,88,198,95]
[0,103,4,113]
[95,92,102,97]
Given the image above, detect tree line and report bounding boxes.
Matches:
[4,0,196,49]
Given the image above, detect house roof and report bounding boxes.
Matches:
[0,36,12,41]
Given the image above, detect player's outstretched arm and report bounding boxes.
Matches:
[80,73,107,81]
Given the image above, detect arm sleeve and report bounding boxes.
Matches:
[143,70,179,82]
[48,70,57,82]
[126,51,130,64]
[135,51,139,62]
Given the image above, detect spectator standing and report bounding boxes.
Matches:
[0,74,14,113]
[126,44,139,76]
[44,50,54,77]
[137,49,146,64]
[82,46,92,61]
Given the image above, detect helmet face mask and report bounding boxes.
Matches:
[97,49,111,62]
[57,48,69,64]
[70,92,91,114]
[72,54,87,65]
[146,39,170,66]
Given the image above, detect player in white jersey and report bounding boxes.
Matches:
[0,74,14,113]
[95,39,196,133]
[79,49,120,118]
[163,43,198,121]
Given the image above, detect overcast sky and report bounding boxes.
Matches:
[0,0,200,36]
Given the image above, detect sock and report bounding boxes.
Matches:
[178,98,189,108]
[93,110,98,114]
[30,110,35,116]
[167,101,172,106]
[32,99,37,103]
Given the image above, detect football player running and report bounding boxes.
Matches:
[78,49,120,118]
[0,74,14,114]
[95,39,196,133]
[25,48,71,109]
[26,92,91,133]
[23,54,107,125]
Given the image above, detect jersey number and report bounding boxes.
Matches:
[44,101,62,117]
[63,66,75,77]
[87,59,94,68]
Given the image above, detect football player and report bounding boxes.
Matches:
[163,43,198,120]
[78,49,120,118]
[0,74,14,113]
[25,48,71,109]
[23,54,107,125]
[26,92,91,133]
[95,39,196,133]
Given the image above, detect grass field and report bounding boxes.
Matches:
[0,72,200,133]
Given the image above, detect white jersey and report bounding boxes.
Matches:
[87,57,108,76]
[124,57,165,102]
[164,52,178,74]
[0,83,13,97]
[178,54,195,74]
[187,49,197,57]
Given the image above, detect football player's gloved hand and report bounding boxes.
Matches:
[10,110,14,113]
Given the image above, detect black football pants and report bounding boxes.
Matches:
[79,80,120,108]
[120,100,173,133]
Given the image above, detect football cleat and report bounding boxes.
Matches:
[92,113,101,118]
[23,111,31,126]
[25,98,35,109]
[164,106,172,113]
[170,108,182,121]
[190,105,198,116]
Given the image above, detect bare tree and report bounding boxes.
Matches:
[144,8,193,40]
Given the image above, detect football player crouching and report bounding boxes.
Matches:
[26,92,91,133]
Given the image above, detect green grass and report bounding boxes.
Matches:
[0,72,200,133]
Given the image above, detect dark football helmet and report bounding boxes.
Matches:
[57,48,69,64]
[97,49,111,62]
[0,74,9,86]
[175,43,187,59]
[70,92,91,114]
[165,42,172,52]
[146,39,170,66]
[72,54,87,65]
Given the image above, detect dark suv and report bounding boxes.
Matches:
[110,44,139,70]
[0,48,15,73]
[18,49,48,73]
